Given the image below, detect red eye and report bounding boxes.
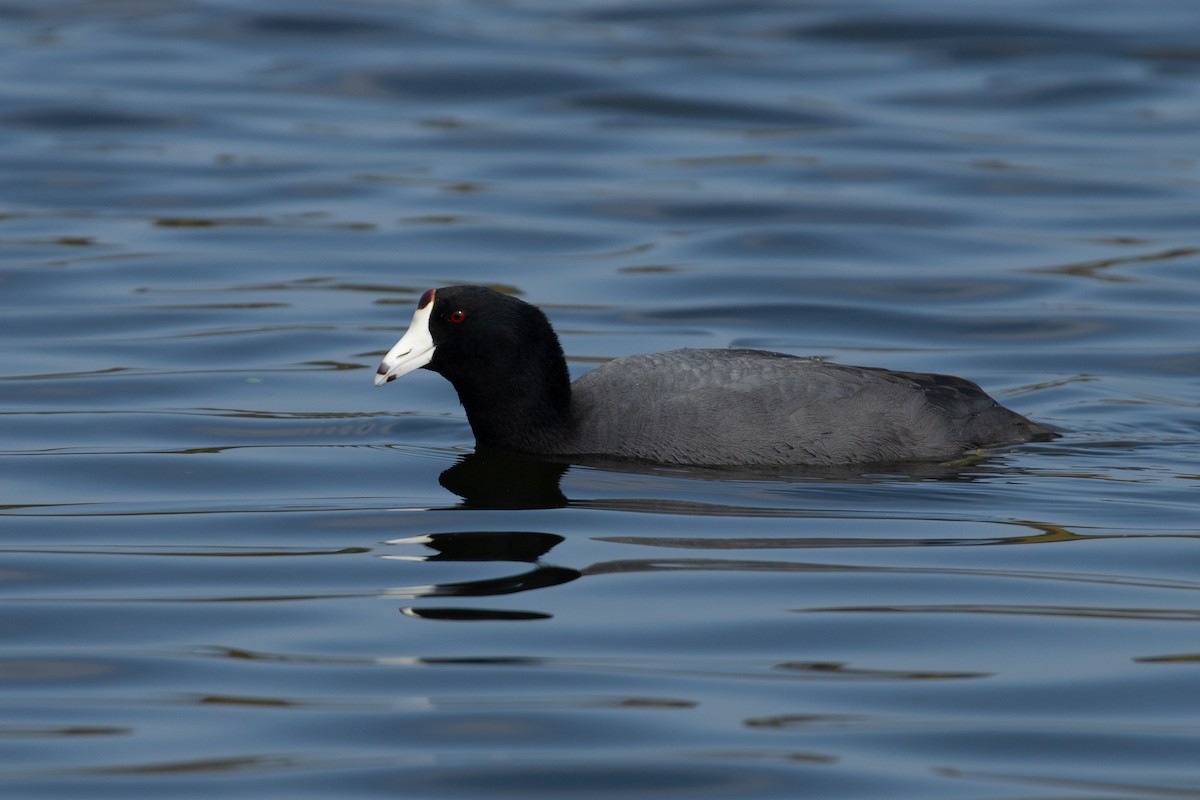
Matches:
[449,310,466,324]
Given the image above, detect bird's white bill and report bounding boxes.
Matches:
[374,301,435,386]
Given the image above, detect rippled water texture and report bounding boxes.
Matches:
[1,1,1198,798]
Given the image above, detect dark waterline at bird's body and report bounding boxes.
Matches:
[376,286,1055,467]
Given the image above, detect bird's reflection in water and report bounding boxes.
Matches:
[385,530,578,621]
[437,448,569,509]
[394,446,1048,622]
[401,607,552,621]
[387,450,574,620]
[395,530,565,563]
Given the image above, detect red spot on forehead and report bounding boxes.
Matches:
[417,288,436,309]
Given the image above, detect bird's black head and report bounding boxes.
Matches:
[375,285,573,451]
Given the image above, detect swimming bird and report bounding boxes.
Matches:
[374,285,1055,466]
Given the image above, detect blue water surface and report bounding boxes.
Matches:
[1,1,1198,798]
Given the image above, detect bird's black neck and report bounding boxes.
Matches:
[443,335,574,455]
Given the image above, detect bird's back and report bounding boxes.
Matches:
[564,348,1049,466]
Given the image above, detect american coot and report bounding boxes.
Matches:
[374,285,1055,467]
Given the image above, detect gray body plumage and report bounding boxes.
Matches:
[561,348,1049,466]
